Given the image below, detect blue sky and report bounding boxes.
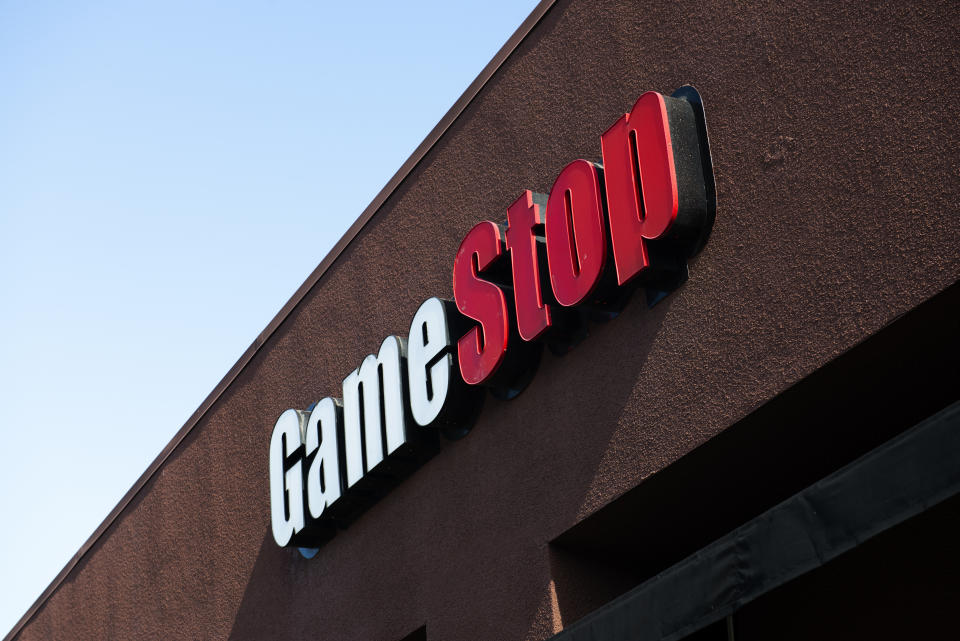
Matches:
[0,1,540,634]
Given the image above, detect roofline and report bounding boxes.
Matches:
[3,1,559,638]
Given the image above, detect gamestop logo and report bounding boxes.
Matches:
[270,87,715,550]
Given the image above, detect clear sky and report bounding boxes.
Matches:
[0,1,541,634]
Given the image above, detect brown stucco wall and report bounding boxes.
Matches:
[12,0,959,639]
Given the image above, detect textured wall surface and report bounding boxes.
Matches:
[13,0,959,639]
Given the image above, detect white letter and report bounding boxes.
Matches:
[305,397,342,519]
[342,335,409,487]
[408,297,454,426]
[269,408,307,547]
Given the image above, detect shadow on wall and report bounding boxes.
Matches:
[225,288,678,640]
[226,527,297,641]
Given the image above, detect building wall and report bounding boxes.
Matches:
[13,0,959,639]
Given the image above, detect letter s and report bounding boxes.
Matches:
[453,221,509,385]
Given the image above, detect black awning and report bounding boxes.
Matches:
[550,399,960,641]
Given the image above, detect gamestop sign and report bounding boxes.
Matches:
[270,87,715,549]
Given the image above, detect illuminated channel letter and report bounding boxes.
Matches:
[600,91,679,285]
[453,221,509,385]
[545,159,608,306]
[269,408,307,547]
[304,397,343,520]
[407,297,453,426]
[505,190,552,341]
[342,335,409,487]
[409,296,483,437]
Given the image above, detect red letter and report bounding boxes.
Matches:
[505,191,552,341]
[545,159,607,307]
[453,221,509,385]
[600,91,679,286]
